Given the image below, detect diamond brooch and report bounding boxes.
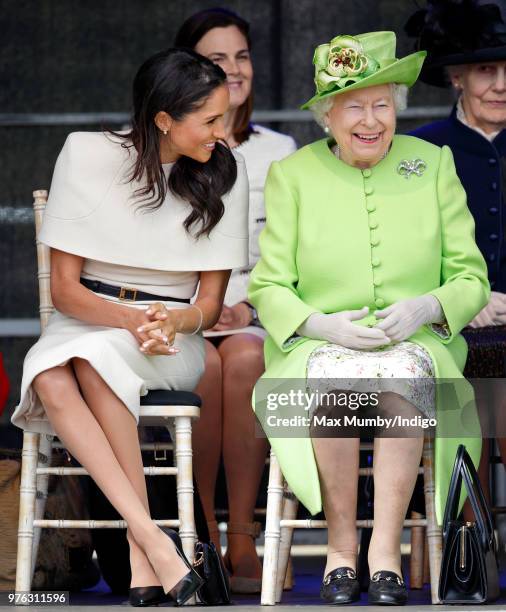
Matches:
[397,158,427,179]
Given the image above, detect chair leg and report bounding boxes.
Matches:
[261,450,284,605]
[422,437,442,604]
[31,434,53,579]
[409,511,424,589]
[16,432,39,592]
[275,488,298,602]
[283,558,294,592]
[423,533,430,585]
[173,416,196,565]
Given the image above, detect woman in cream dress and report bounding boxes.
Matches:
[12,49,248,606]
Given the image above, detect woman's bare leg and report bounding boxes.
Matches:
[464,381,493,520]
[33,364,188,592]
[220,333,267,579]
[494,382,506,465]
[192,341,223,551]
[311,436,360,575]
[72,357,158,588]
[368,394,424,576]
[464,438,491,522]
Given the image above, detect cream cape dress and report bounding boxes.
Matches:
[12,131,249,435]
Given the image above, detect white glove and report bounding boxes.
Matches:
[375,295,443,342]
[297,306,390,350]
[469,291,506,328]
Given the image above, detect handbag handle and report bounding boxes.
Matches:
[442,444,466,535]
[460,448,495,547]
[443,445,494,547]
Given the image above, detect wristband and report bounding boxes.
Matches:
[243,301,261,327]
[189,305,203,335]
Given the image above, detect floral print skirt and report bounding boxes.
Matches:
[306,341,435,418]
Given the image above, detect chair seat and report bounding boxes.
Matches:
[29,390,202,427]
[140,390,201,407]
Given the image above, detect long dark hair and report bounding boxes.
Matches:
[115,48,237,238]
[174,8,255,145]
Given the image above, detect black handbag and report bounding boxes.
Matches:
[438,444,499,604]
[193,541,231,605]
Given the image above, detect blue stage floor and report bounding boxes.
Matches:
[60,555,506,609]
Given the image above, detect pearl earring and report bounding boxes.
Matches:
[324,126,329,134]
[163,130,168,135]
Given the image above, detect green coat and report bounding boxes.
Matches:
[248,135,490,524]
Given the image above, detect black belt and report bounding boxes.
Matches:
[80,278,191,304]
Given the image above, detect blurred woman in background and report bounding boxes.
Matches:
[407,0,506,511]
[175,8,296,593]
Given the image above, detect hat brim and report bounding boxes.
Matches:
[420,46,506,88]
[300,50,426,110]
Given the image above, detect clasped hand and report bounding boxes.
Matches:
[299,295,442,349]
[375,295,442,342]
[469,291,506,328]
[298,306,390,350]
[210,303,251,332]
[126,302,180,356]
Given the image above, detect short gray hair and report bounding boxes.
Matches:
[310,83,409,130]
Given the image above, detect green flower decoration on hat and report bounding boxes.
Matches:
[314,35,380,93]
[301,31,427,109]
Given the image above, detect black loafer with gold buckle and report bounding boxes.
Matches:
[368,570,407,606]
[320,567,360,605]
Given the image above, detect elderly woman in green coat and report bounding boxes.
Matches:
[249,31,489,605]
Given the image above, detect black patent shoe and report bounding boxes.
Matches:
[320,567,360,605]
[129,586,169,607]
[368,571,407,606]
[160,527,183,551]
[129,529,184,606]
[161,528,205,606]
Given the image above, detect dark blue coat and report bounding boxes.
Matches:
[411,107,506,291]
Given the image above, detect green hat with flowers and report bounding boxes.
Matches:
[301,31,426,109]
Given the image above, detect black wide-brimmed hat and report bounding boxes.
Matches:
[405,0,506,87]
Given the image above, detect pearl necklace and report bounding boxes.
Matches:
[332,143,389,161]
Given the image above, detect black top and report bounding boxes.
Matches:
[411,106,506,292]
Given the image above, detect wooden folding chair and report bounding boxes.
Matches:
[16,190,201,595]
[261,437,442,605]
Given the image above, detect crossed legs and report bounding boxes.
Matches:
[32,359,188,592]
